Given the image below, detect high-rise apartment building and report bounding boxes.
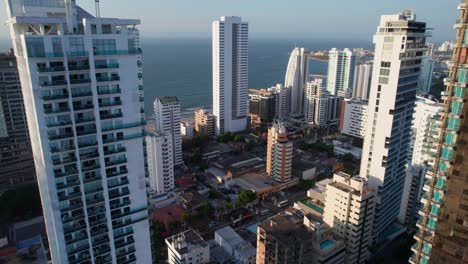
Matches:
[398,96,443,226]
[154,97,183,165]
[340,99,368,139]
[304,78,329,126]
[411,2,468,263]
[418,43,434,93]
[352,63,372,100]
[5,1,152,263]
[359,10,428,242]
[256,209,346,264]
[327,48,356,97]
[266,122,292,183]
[285,48,309,114]
[212,16,248,135]
[268,84,288,120]
[0,52,36,190]
[323,172,375,264]
[248,89,277,125]
[146,132,174,194]
[194,108,214,136]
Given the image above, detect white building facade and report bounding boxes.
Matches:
[212,16,248,135]
[418,43,434,93]
[154,97,183,165]
[5,0,152,263]
[267,83,288,120]
[266,122,293,183]
[285,48,309,114]
[166,229,210,264]
[327,48,356,97]
[352,63,373,100]
[359,10,429,242]
[323,172,375,264]
[340,99,368,139]
[146,132,174,194]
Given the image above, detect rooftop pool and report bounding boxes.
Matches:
[320,239,335,250]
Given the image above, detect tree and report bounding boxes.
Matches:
[151,220,167,264]
[236,190,257,206]
[233,135,244,142]
[342,153,354,163]
[0,184,42,224]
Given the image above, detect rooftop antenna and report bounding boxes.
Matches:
[95,0,101,18]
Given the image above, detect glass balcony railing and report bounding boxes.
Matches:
[52,156,77,165]
[76,129,97,136]
[60,201,83,213]
[107,169,128,178]
[41,80,67,87]
[58,191,82,201]
[46,120,73,128]
[29,52,64,58]
[38,66,66,73]
[56,180,80,190]
[68,65,90,71]
[99,101,122,108]
[96,76,120,82]
[97,88,121,95]
[48,133,74,141]
[50,145,75,153]
[103,133,144,144]
[68,51,89,57]
[70,79,91,85]
[95,63,120,69]
[101,121,145,132]
[62,213,84,224]
[83,175,102,184]
[104,147,126,156]
[105,158,127,167]
[100,113,123,120]
[94,49,141,56]
[80,151,99,160]
[41,94,69,101]
[75,117,95,124]
[44,107,70,114]
[73,104,94,111]
[78,141,98,148]
[72,91,93,98]
[55,169,79,178]
[82,164,101,173]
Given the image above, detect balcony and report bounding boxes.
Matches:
[101,121,145,132]
[48,132,74,141]
[95,63,119,69]
[52,156,77,165]
[87,207,106,218]
[60,201,83,213]
[138,85,143,91]
[68,65,90,71]
[56,180,80,190]
[114,238,135,250]
[103,133,144,144]
[65,232,88,245]
[85,187,104,195]
[62,213,85,224]
[40,80,67,87]
[28,52,63,58]
[83,175,102,184]
[75,117,95,124]
[112,206,147,220]
[113,228,133,239]
[108,180,129,190]
[89,216,107,227]
[67,243,89,256]
[105,158,127,167]
[86,197,105,206]
[100,113,123,120]
[104,147,126,156]
[82,164,101,173]
[108,189,130,200]
[44,107,70,114]
[94,49,141,56]
[110,200,131,210]
[76,128,97,136]
[98,88,121,95]
[55,169,79,178]
[112,215,147,229]
[99,101,122,108]
[96,76,120,83]
[107,169,128,178]
[64,222,87,234]
[46,120,73,128]
[68,51,89,57]
[58,191,82,202]
[80,151,99,160]
[70,79,91,85]
[50,145,75,154]
[73,104,94,111]
[72,91,93,98]
[41,94,69,101]
[78,141,98,148]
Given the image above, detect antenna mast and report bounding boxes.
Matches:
[95,0,100,18]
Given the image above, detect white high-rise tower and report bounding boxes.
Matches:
[359,10,429,242]
[5,1,152,263]
[327,48,356,97]
[154,97,183,165]
[284,48,308,114]
[352,63,373,100]
[212,16,248,135]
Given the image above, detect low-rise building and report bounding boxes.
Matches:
[166,229,210,264]
[256,209,346,264]
[194,109,215,136]
[214,226,256,264]
[333,140,362,159]
[180,122,194,138]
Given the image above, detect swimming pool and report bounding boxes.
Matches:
[320,239,335,250]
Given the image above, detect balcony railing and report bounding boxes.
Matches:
[103,133,144,144]
[68,65,90,71]
[68,51,89,57]
[100,113,123,120]
[28,52,64,58]
[104,147,126,156]
[41,94,69,101]
[71,91,93,98]
[99,101,122,108]
[55,169,79,178]
[38,66,66,73]
[94,49,141,56]
[48,133,74,141]
[95,63,120,69]
[107,169,128,178]
[96,76,120,82]
[105,158,127,167]
[75,117,95,124]
[98,88,121,95]
[46,120,73,128]
[52,156,77,165]
[41,80,67,87]
[76,128,97,136]
[70,79,91,85]
[102,122,145,132]
[73,104,94,111]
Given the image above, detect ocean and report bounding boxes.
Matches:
[0,38,372,116]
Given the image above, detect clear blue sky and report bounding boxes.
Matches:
[0,0,459,41]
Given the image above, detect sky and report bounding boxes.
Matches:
[0,0,459,42]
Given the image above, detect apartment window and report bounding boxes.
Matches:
[52,38,62,54]
[25,38,45,57]
[69,37,85,53]
[93,39,116,53]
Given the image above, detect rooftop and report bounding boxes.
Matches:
[166,229,209,255]
[158,96,179,105]
[233,172,275,193]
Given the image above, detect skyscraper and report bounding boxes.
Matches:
[352,63,373,100]
[0,52,36,190]
[266,122,292,183]
[212,16,248,135]
[146,132,174,194]
[268,84,288,120]
[154,96,183,165]
[248,88,277,125]
[285,47,309,114]
[5,1,152,263]
[327,48,356,97]
[411,2,468,263]
[304,78,328,126]
[418,43,434,93]
[359,10,428,242]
